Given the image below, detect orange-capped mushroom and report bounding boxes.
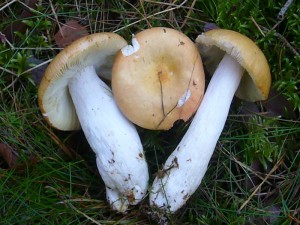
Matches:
[112,27,205,130]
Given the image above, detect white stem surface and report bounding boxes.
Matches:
[68,66,149,212]
[150,54,245,212]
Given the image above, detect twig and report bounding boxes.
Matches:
[0,66,18,76]
[139,0,153,28]
[37,120,98,175]
[46,185,103,225]
[58,198,102,204]
[1,78,18,92]
[41,123,74,159]
[20,58,52,75]
[113,0,189,33]
[16,0,65,28]
[260,26,300,57]
[251,17,300,57]
[0,0,17,12]
[123,0,152,28]
[250,17,265,37]
[49,0,63,37]
[65,201,103,225]
[287,214,300,224]
[144,0,196,10]
[1,59,52,91]
[180,0,197,29]
[277,0,294,20]
[230,157,273,186]
[238,155,285,212]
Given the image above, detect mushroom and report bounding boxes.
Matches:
[38,32,149,212]
[149,29,271,212]
[112,27,205,130]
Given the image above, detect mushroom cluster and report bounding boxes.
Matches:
[38,27,271,214]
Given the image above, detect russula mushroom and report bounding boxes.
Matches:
[112,27,205,130]
[150,29,271,212]
[38,33,149,212]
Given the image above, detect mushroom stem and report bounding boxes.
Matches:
[150,53,245,212]
[68,66,149,212]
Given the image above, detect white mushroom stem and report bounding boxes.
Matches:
[68,65,149,212]
[150,53,245,212]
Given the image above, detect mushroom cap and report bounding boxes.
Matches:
[38,33,127,130]
[195,29,271,102]
[112,27,205,130]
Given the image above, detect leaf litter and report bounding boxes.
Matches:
[54,20,89,48]
[0,142,38,171]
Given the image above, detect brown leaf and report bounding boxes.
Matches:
[14,155,38,171]
[238,88,296,119]
[262,89,296,119]
[0,143,18,169]
[0,143,38,171]
[1,0,37,42]
[54,20,89,48]
[239,101,260,115]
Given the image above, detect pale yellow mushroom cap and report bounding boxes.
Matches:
[112,27,205,130]
[38,33,127,130]
[196,29,271,102]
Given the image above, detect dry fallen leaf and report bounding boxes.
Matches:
[262,89,296,119]
[238,88,296,119]
[0,142,18,169]
[1,0,37,42]
[54,20,89,48]
[15,155,38,171]
[0,142,38,171]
